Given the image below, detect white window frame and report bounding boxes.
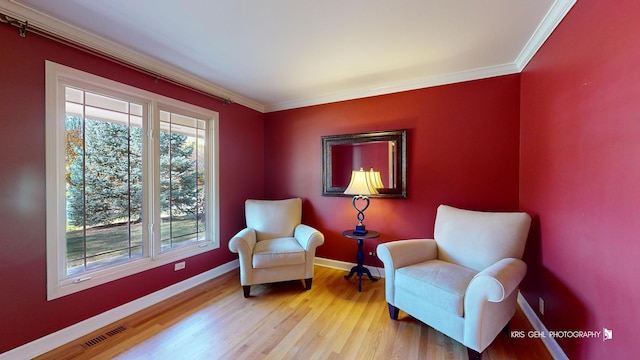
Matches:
[45,61,219,300]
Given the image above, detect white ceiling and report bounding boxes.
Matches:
[2,0,575,112]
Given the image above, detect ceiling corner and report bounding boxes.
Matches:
[514,0,577,71]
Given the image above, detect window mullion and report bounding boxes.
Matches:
[195,128,200,239]
[81,100,88,273]
[149,101,161,259]
[168,115,173,249]
[127,111,132,260]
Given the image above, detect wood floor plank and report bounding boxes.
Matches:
[36,266,552,360]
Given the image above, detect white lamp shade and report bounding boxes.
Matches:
[368,168,384,189]
[344,169,379,195]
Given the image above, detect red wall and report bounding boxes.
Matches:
[264,75,522,265]
[520,0,639,358]
[7,3,632,358]
[0,25,264,353]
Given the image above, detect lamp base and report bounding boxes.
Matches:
[353,224,368,236]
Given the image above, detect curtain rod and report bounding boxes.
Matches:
[1,14,234,106]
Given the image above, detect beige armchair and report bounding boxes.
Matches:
[228,198,325,297]
[376,205,531,359]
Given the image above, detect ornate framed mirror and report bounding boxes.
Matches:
[322,129,407,198]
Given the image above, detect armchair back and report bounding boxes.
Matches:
[245,198,302,241]
[434,205,531,271]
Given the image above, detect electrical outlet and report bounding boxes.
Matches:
[368,251,376,257]
[539,297,544,315]
[174,261,186,271]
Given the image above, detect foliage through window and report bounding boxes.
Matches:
[46,61,219,300]
[65,88,145,274]
[159,110,207,251]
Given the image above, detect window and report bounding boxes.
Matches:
[46,61,219,300]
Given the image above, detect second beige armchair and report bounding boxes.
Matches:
[377,205,531,360]
[228,198,324,297]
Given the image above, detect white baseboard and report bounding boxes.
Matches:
[315,257,385,278]
[0,260,239,360]
[517,292,568,360]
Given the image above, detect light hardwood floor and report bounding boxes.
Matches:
[37,266,551,360]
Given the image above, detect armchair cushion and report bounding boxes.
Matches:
[396,260,477,316]
[252,237,306,268]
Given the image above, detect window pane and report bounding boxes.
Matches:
[65,87,144,275]
[160,111,206,251]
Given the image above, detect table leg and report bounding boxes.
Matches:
[343,239,378,291]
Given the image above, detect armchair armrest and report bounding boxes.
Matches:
[228,228,257,255]
[376,239,438,271]
[294,224,325,251]
[294,224,324,279]
[376,239,437,305]
[463,258,526,351]
[466,258,527,303]
[228,228,257,286]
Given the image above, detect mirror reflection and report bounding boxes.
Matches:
[322,129,407,198]
[331,141,396,190]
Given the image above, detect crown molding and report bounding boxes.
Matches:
[515,0,577,70]
[3,0,575,114]
[264,63,521,112]
[266,0,576,112]
[1,0,265,113]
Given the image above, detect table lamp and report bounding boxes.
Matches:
[368,168,384,190]
[344,168,379,235]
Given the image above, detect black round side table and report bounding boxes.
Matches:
[342,229,380,292]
